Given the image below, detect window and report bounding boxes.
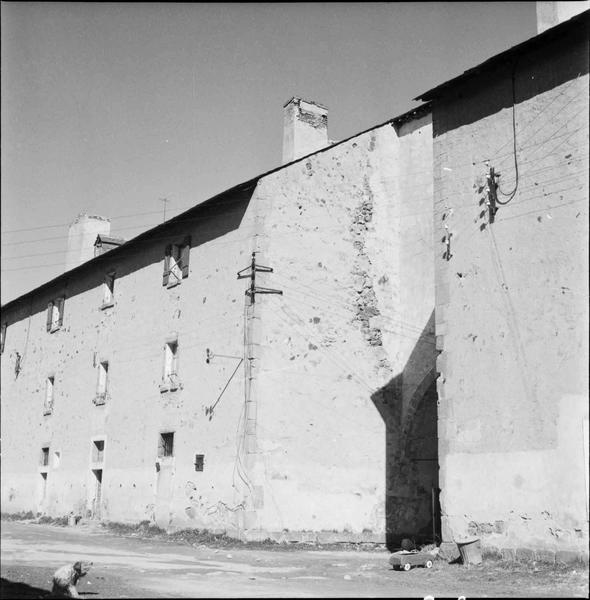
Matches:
[46,297,65,332]
[161,339,181,392]
[43,376,55,415]
[194,454,204,472]
[163,236,191,288]
[158,432,174,457]
[40,446,50,467]
[101,273,115,309]
[92,440,105,463]
[94,361,109,405]
[53,451,61,468]
[1,323,6,354]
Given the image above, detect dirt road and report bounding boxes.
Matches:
[1,521,587,598]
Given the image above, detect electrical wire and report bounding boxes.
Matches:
[496,61,519,204]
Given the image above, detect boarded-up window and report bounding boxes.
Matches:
[158,432,174,457]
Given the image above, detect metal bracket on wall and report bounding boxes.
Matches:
[486,167,500,223]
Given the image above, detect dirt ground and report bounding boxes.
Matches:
[1,521,587,598]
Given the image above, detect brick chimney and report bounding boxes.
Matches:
[282,97,329,164]
[65,214,110,272]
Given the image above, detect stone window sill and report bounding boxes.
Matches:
[93,394,107,406]
[159,381,183,394]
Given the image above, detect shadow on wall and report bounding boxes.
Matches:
[3,186,255,326]
[432,20,589,137]
[371,309,440,551]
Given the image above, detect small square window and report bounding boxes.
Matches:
[158,432,174,457]
[40,447,50,467]
[92,440,105,463]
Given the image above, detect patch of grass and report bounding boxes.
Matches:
[36,515,69,527]
[100,520,165,537]
[1,511,36,521]
[99,520,388,552]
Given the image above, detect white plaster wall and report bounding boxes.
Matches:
[245,116,434,539]
[432,43,589,557]
[1,114,434,541]
[1,198,258,533]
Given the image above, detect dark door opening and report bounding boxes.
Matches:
[92,469,102,520]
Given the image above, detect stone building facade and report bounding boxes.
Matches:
[416,10,589,561]
[2,9,588,560]
[1,100,435,544]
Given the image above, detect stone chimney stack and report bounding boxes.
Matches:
[282,97,329,164]
[65,214,110,272]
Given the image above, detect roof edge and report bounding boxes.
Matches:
[415,10,589,102]
[1,101,432,313]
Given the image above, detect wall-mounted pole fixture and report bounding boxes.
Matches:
[206,348,242,364]
[486,167,499,223]
[237,252,283,303]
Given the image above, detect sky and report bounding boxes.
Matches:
[1,2,537,304]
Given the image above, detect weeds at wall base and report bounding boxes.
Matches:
[1,512,69,526]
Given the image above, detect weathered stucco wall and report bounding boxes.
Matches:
[1,112,434,543]
[242,113,435,543]
[432,31,589,560]
[1,194,260,533]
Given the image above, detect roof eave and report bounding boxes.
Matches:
[415,10,590,102]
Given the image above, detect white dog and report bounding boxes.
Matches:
[51,561,92,598]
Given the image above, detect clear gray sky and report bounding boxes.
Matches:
[1,2,536,304]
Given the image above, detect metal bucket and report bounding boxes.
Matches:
[457,538,482,565]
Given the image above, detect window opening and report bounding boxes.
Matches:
[163,237,191,287]
[194,454,204,472]
[1,323,6,354]
[41,472,48,500]
[158,432,174,457]
[102,273,115,308]
[161,340,181,391]
[92,440,105,463]
[95,361,109,405]
[40,447,50,467]
[44,376,55,415]
[46,297,65,332]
